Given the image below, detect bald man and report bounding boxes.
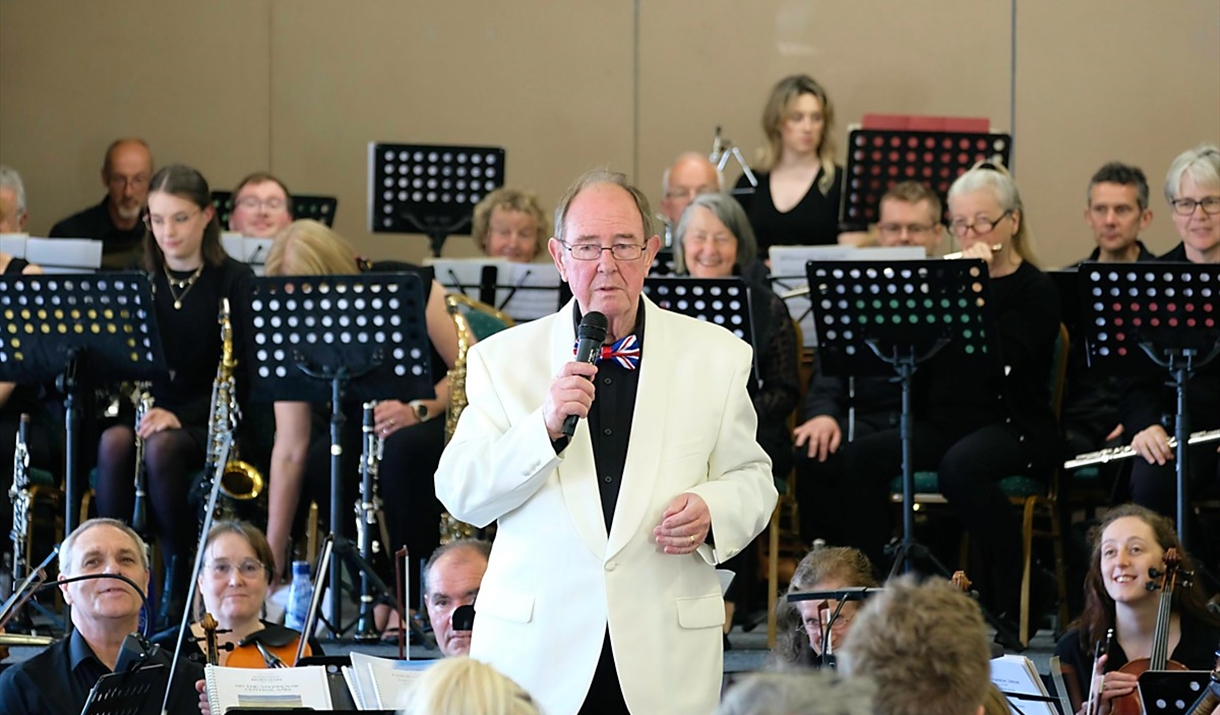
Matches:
[50,138,154,270]
[659,153,721,228]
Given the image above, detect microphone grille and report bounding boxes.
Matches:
[577,311,608,342]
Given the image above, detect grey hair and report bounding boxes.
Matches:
[661,152,725,194]
[717,671,876,715]
[553,169,655,243]
[59,517,150,575]
[423,538,491,597]
[948,161,1039,267]
[0,165,27,215]
[1163,144,1220,203]
[672,192,759,273]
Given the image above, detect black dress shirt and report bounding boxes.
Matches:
[49,196,145,270]
[0,628,204,715]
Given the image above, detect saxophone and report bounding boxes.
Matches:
[439,295,476,544]
[199,298,264,529]
[7,415,31,592]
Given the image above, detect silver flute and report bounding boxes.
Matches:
[1064,429,1220,469]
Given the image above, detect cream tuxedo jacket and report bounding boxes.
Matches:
[435,297,776,715]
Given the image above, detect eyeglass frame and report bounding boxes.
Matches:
[559,241,648,261]
[235,196,290,212]
[204,558,270,580]
[948,209,1014,238]
[1170,196,1220,216]
[878,221,940,238]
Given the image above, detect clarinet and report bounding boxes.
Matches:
[354,401,385,640]
[8,415,31,592]
[130,382,154,537]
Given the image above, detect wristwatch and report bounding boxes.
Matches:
[408,399,432,423]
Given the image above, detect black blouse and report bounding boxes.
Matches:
[733,166,844,257]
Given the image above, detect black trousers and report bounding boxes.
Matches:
[837,421,1051,616]
[578,630,629,715]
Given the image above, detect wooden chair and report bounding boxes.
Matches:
[888,323,1072,647]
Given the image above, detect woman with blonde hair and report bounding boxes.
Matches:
[264,219,460,634]
[733,74,843,255]
[471,187,549,263]
[401,657,540,715]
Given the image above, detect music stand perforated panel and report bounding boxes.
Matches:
[246,274,434,403]
[0,273,165,383]
[1080,262,1220,375]
[643,277,754,342]
[368,142,505,235]
[806,260,994,377]
[842,129,1012,230]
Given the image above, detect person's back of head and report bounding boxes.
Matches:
[717,670,875,715]
[838,574,990,715]
[400,656,539,715]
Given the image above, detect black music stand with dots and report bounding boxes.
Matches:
[643,276,758,381]
[0,273,166,539]
[841,128,1012,232]
[805,260,998,568]
[369,142,506,257]
[245,273,435,638]
[1079,262,1220,549]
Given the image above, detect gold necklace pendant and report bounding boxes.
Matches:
[164,264,204,310]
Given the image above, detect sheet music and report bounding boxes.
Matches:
[0,233,27,258]
[221,232,275,275]
[428,257,510,297]
[205,664,334,713]
[349,651,432,709]
[498,261,562,320]
[990,654,1057,715]
[769,244,926,347]
[23,237,103,272]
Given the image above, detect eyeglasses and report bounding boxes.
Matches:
[561,242,646,261]
[206,559,267,580]
[1170,196,1220,216]
[108,174,149,190]
[144,209,202,230]
[664,186,717,201]
[236,196,289,211]
[878,222,937,238]
[802,613,854,634]
[949,210,1013,238]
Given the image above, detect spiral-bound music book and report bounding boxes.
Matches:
[205,664,333,713]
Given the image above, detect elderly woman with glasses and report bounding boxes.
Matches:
[153,520,319,667]
[1120,145,1220,523]
[769,546,877,669]
[831,163,1061,647]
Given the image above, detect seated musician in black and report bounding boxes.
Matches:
[792,180,942,546]
[262,219,461,634]
[832,164,1061,639]
[92,165,254,628]
[1119,145,1220,529]
[0,518,204,714]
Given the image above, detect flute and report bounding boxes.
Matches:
[943,243,1004,259]
[1065,429,1220,469]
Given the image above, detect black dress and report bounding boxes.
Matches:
[733,166,844,257]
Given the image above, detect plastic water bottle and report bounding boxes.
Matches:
[285,560,313,631]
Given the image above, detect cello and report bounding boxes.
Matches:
[1110,547,1190,715]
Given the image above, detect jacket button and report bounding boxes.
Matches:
[605,561,617,572]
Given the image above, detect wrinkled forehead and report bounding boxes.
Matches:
[565,184,646,240]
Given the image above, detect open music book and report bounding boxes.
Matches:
[205,664,333,713]
[344,652,433,710]
[990,654,1057,715]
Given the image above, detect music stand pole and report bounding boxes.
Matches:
[59,356,81,536]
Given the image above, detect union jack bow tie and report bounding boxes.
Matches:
[572,334,641,370]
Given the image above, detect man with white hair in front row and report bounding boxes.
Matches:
[0,518,205,714]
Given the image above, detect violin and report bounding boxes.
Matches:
[224,624,312,668]
[1111,548,1191,715]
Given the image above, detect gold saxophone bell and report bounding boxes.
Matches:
[220,460,264,501]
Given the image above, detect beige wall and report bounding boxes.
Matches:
[2,0,1217,269]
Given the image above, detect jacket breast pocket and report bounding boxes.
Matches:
[475,587,535,624]
[676,593,724,630]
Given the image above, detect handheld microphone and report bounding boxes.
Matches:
[562,311,608,438]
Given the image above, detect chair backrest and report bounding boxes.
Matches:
[1051,323,1070,419]
[447,292,514,341]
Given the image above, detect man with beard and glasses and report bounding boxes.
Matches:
[50,138,154,270]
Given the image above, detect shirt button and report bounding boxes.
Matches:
[602,377,613,385]
[603,476,612,483]
[603,428,612,435]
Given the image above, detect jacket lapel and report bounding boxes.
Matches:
[551,301,609,558]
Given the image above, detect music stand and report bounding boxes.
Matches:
[246,273,435,636]
[430,258,567,321]
[0,273,165,536]
[1079,262,1220,548]
[80,664,168,715]
[211,191,339,228]
[841,127,1012,232]
[805,260,997,571]
[787,587,883,668]
[1138,670,1212,715]
[369,142,506,256]
[643,276,758,382]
